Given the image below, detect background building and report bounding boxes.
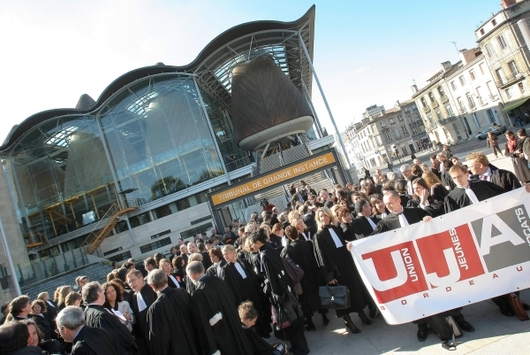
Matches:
[475,0,530,125]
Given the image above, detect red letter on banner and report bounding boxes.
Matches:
[362,242,428,303]
[416,224,485,288]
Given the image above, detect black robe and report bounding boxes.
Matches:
[340,221,357,241]
[258,243,291,298]
[398,193,413,208]
[257,243,309,353]
[242,325,277,355]
[407,197,445,218]
[206,260,227,277]
[84,304,138,355]
[372,207,430,234]
[441,171,456,190]
[129,283,157,355]
[313,225,370,317]
[470,164,521,192]
[71,326,120,355]
[221,259,271,337]
[146,287,199,355]
[201,251,213,270]
[30,313,52,340]
[352,215,380,239]
[44,300,58,322]
[281,240,321,314]
[11,346,43,355]
[191,275,253,355]
[444,180,505,213]
[303,213,318,236]
[166,273,182,289]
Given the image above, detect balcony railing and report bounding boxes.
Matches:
[495,72,525,89]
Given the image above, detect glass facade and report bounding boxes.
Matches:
[9,114,114,245]
[6,74,249,246]
[99,74,224,204]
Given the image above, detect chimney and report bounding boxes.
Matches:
[441,61,452,72]
[502,0,516,8]
[459,48,476,66]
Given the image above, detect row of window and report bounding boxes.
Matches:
[127,191,209,229]
[139,237,172,254]
[484,33,509,59]
[479,18,497,36]
[420,86,447,108]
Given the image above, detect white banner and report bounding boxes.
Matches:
[351,188,530,325]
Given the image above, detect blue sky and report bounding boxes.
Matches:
[0,0,502,143]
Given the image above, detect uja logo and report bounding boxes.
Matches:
[361,205,530,304]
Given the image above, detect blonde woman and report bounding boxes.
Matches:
[56,285,71,313]
[37,291,57,321]
[159,258,181,289]
[292,217,311,242]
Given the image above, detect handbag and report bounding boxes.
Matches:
[319,284,350,309]
[270,290,303,331]
[507,292,529,321]
[281,256,304,284]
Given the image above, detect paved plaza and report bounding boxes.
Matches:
[302,289,530,354]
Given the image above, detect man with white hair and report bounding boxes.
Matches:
[400,164,415,195]
[57,306,119,355]
[126,269,156,355]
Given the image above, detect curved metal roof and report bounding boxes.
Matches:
[1,5,315,152]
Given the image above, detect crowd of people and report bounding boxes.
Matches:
[1,128,530,354]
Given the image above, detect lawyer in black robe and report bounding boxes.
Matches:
[281,228,322,328]
[351,200,381,239]
[221,245,271,338]
[372,207,430,234]
[187,261,254,355]
[82,282,137,355]
[313,208,372,332]
[84,304,137,355]
[444,180,505,213]
[443,166,524,316]
[126,271,157,355]
[249,231,309,355]
[146,271,199,355]
[352,216,380,238]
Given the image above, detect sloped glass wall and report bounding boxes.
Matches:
[99,74,224,204]
[9,116,116,244]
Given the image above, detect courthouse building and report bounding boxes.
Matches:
[0,6,345,301]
